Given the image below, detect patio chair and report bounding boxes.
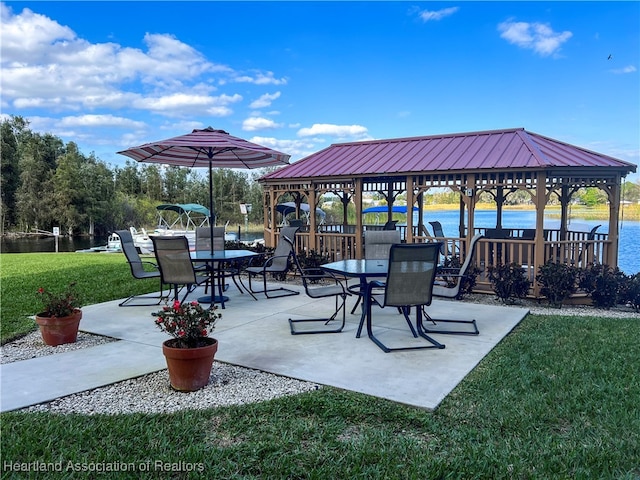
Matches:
[383,220,398,230]
[429,221,458,256]
[244,226,301,298]
[151,236,208,303]
[427,234,483,335]
[349,230,401,314]
[288,237,350,334]
[115,229,164,307]
[288,219,304,228]
[576,225,601,264]
[195,226,246,307]
[365,243,445,352]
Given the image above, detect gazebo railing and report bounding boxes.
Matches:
[284,228,613,297]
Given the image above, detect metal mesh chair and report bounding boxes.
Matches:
[349,230,401,314]
[151,236,208,303]
[194,227,246,307]
[429,221,458,256]
[244,226,301,298]
[366,243,445,352]
[115,229,164,306]
[427,234,482,335]
[288,237,350,334]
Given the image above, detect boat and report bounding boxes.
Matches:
[75,233,123,253]
[276,202,326,226]
[118,204,236,253]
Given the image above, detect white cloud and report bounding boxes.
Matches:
[232,71,287,85]
[498,20,572,57]
[133,93,241,118]
[242,117,282,131]
[415,6,459,22]
[0,4,278,120]
[610,65,637,75]
[250,92,281,109]
[250,136,326,161]
[57,114,146,129]
[297,123,369,138]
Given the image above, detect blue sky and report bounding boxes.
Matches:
[1,1,638,180]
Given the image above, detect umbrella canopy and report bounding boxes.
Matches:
[276,202,326,218]
[362,205,418,214]
[117,127,290,253]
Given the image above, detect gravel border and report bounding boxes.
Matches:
[23,364,321,415]
[1,330,117,364]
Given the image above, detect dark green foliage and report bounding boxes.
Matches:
[487,262,531,304]
[619,272,640,312]
[1,116,266,235]
[536,261,579,308]
[440,255,480,298]
[296,249,331,283]
[297,249,330,270]
[578,263,626,309]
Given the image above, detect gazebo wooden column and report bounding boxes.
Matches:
[532,172,549,297]
[605,176,621,266]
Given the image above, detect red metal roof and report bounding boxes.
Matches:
[262,128,636,180]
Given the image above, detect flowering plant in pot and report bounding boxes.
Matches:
[153,300,221,391]
[35,282,83,346]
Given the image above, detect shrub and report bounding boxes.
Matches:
[297,249,331,283]
[578,263,625,309]
[440,255,480,299]
[536,261,579,308]
[619,273,640,312]
[487,263,531,305]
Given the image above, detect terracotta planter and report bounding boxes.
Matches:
[35,309,82,346]
[162,337,218,392]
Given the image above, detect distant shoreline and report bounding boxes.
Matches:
[421,203,640,221]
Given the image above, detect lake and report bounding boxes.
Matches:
[418,210,639,275]
[2,211,638,274]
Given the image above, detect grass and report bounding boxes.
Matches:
[1,254,640,478]
[0,252,162,342]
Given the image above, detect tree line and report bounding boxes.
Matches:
[1,116,265,237]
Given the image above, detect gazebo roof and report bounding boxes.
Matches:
[262,128,636,180]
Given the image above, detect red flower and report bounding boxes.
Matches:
[37,287,44,294]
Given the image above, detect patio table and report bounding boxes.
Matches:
[321,259,389,338]
[190,249,261,307]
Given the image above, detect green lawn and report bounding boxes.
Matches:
[1,253,639,478]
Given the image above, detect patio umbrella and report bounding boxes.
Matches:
[117,127,290,253]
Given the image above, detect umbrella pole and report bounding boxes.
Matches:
[209,158,215,256]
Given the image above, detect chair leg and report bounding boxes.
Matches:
[247,272,300,299]
[366,301,445,353]
[119,278,165,307]
[350,294,362,314]
[419,307,480,335]
[289,294,347,335]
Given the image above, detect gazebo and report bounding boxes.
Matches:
[259,128,636,297]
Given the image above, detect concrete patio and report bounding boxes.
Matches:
[1,281,529,413]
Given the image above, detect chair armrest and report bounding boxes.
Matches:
[130,260,159,271]
[302,268,340,283]
[436,266,461,275]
